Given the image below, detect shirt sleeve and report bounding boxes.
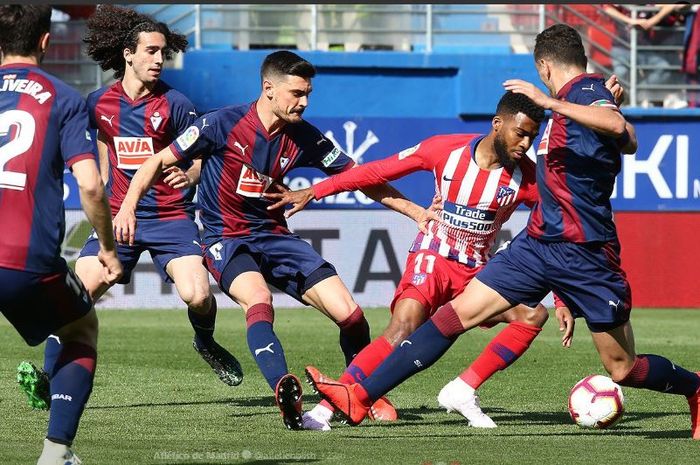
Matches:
[312,138,435,199]
[60,94,98,167]
[574,79,619,110]
[169,110,225,162]
[169,92,198,134]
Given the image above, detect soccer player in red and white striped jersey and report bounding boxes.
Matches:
[267,91,573,430]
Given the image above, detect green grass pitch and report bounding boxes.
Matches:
[1,308,698,464]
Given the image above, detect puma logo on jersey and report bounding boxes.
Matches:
[254,343,275,356]
[581,84,595,91]
[608,299,620,310]
[101,114,115,127]
[234,141,249,156]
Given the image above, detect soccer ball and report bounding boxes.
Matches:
[568,375,624,429]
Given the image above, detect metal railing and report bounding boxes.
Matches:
[47,4,697,108]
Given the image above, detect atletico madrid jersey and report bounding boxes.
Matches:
[87,80,197,220]
[169,101,354,244]
[528,73,623,243]
[313,134,538,267]
[0,63,97,273]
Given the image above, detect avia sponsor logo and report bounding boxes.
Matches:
[0,76,52,104]
[114,136,154,170]
[52,393,73,402]
[441,201,495,232]
[236,164,274,198]
[612,134,699,204]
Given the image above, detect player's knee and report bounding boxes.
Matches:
[242,287,273,308]
[183,286,211,313]
[526,304,549,328]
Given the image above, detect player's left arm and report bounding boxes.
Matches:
[356,182,437,232]
[503,79,627,138]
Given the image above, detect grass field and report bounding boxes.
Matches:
[2,307,699,464]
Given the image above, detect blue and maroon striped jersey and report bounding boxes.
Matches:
[170,101,353,243]
[0,63,97,273]
[528,73,623,243]
[87,80,197,220]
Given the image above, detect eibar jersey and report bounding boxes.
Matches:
[313,134,538,267]
[170,101,354,244]
[87,80,197,220]
[0,63,97,273]
[528,73,623,243]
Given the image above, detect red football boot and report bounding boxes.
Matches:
[368,396,398,421]
[305,366,369,425]
[688,373,700,440]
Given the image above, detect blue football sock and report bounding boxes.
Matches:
[247,321,288,390]
[620,354,700,397]
[361,319,456,402]
[47,342,96,445]
[43,335,62,375]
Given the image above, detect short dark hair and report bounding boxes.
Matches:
[84,5,188,79]
[534,24,587,69]
[261,50,316,82]
[496,91,545,124]
[0,5,52,57]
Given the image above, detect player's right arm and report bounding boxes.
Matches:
[71,159,122,285]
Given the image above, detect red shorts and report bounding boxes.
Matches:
[390,250,482,318]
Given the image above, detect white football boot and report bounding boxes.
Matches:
[438,378,497,428]
[302,403,332,431]
[37,439,82,465]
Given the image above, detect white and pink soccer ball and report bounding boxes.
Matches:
[568,375,624,429]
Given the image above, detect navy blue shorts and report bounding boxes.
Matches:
[204,233,337,304]
[0,261,92,346]
[80,218,202,284]
[477,231,631,332]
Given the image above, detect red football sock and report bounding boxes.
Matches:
[318,336,394,412]
[459,321,542,390]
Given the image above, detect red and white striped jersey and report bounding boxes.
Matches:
[313,134,538,267]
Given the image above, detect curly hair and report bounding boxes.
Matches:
[83,5,188,79]
[496,91,545,124]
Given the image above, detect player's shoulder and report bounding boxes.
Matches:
[157,80,195,107]
[565,73,615,106]
[86,82,116,108]
[517,153,537,178]
[26,67,83,105]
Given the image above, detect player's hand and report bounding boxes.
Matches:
[264,184,315,218]
[555,306,575,348]
[113,207,137,246]
[417,193,443,233]
[163,166,193,189]
[605,74,625,106]
[97,249,123,286]
[503,79,553,109]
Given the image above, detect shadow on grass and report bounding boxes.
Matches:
[174,461,319,465]
[89,395,273,410]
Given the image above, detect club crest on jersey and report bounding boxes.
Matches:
[114,136,155,170]
[412,273,427,286]
[150,111,163,131]
[237,165,274,198]
[496,186,516,206]
[176,125,199,152]
[280,156,290,169]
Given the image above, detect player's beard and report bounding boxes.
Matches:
[494,133,515,169]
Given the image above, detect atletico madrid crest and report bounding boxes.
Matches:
[496,185,516,206]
